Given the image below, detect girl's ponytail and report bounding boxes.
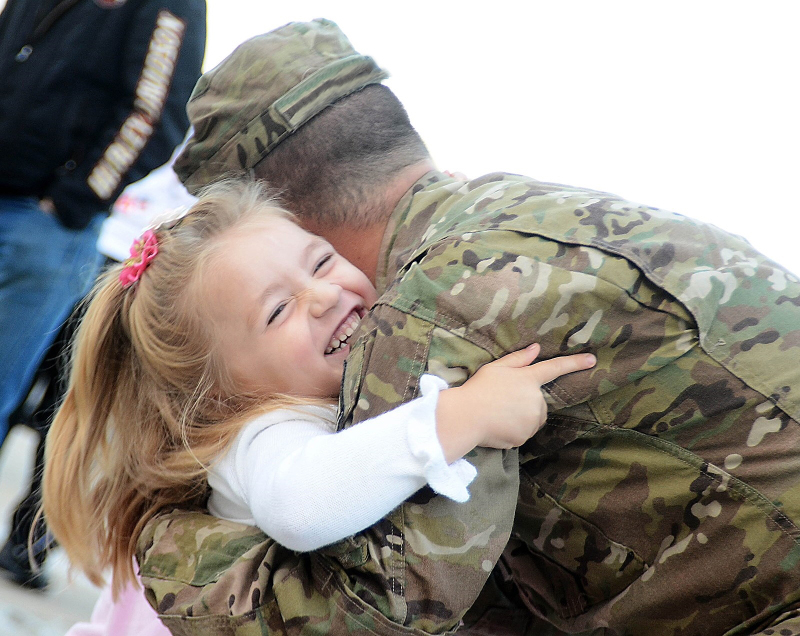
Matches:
[43,273,135,588]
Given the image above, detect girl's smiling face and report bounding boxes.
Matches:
[204,216,377,399]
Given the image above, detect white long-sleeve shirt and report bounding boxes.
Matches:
[206,375,476,552]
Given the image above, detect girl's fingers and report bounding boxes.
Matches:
[490,343,541,368]
[527,353,596,386]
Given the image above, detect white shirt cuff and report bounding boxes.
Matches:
[406,374,477,502]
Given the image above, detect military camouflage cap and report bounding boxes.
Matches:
[173,18,389,194]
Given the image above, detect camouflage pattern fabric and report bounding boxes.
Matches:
[138,171,800,635]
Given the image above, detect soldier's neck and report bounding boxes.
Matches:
[318,223,387,287]
[306,161,434,286]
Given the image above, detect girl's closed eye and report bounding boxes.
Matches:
[314,253,333,274]
[267,301,289,326]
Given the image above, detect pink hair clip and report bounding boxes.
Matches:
[119,230,159,288]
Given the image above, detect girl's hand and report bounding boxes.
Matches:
[435,344,596,462]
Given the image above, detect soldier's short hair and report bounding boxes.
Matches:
[252,83,429,228]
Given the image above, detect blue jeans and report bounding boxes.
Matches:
[0,196,104,445]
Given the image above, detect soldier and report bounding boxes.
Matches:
[136,19,800,635]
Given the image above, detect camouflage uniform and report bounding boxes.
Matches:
[138,19,800,636]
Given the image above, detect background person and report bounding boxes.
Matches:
[0,0,206,588]
[0,154,198,590]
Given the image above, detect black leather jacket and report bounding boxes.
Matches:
[0,0,206,228]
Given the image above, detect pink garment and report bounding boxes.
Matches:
[65,577,169,636]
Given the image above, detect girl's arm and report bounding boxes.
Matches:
[209,345,595,552]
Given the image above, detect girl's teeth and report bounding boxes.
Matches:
[326,311,362,354]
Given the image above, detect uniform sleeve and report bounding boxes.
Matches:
[46,0,206,228]
[210,377,476,552]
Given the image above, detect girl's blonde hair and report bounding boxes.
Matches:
[42,179,309,595]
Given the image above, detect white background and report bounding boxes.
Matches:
[2,0,797,273]
[203,1,800,274]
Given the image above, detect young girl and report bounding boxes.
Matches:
[42,179,596,602]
